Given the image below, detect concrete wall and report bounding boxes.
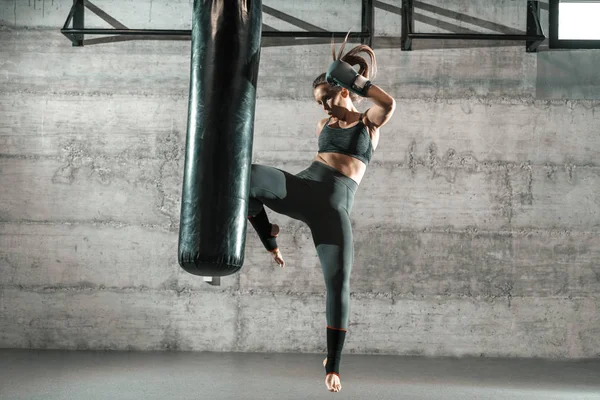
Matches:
[1,0,599,358]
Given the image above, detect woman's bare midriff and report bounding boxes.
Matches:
[314,153,367,185]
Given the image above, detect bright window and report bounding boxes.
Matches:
[559,2,600,40]
[550,0,600,48]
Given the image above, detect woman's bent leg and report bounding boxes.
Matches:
[248,164,310,250]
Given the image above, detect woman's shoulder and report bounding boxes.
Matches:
[317,117,330,132]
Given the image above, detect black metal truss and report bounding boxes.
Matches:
[401,0,545,52]
[61,0,374,47]
[62,0,544,52]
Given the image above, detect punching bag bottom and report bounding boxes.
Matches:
[179,254,242,277]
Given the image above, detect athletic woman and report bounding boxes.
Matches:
[247,37,395,393]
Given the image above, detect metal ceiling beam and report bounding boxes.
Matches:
[62,0,544,52]
[61,0,375,47]
[362,0,374,47]
[401,0,545,52]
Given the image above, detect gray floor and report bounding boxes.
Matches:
[1,349,599,400]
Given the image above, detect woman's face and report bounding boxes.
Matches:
[313,85,346,118]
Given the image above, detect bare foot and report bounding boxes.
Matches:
[269,248,285,268]
[268,225,285,268]
[323,357,342,392]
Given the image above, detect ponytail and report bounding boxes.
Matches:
[312,31,377,103]
[332,31,377,81]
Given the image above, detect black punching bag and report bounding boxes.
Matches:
[178,0,262,276]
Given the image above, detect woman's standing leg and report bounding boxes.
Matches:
[310,209,354,381]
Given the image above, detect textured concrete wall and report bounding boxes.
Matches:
[1,0,599,359]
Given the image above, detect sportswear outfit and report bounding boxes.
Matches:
[247,116,373,378]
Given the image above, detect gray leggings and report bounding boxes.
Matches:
[248,161,358,330]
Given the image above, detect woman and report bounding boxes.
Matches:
[247,37,395,393]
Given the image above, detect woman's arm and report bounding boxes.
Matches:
[364,84,395,128]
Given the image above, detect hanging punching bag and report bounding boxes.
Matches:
[178,0,262,276]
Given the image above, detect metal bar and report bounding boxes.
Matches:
[203,276,221,286]
[408,33,545,41]
[526,0,545,52]
[401,0,413,50]
[532,0,543,33]
[60,28,190,36]
[73,0,84,46]
[262,31,370,39]
[61,2,79,46]
[62,1,77,30]
[549,0,559,48]
[361,0,374,47]
[59,28,372,38]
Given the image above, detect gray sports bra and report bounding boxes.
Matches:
[317,116,374,165]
